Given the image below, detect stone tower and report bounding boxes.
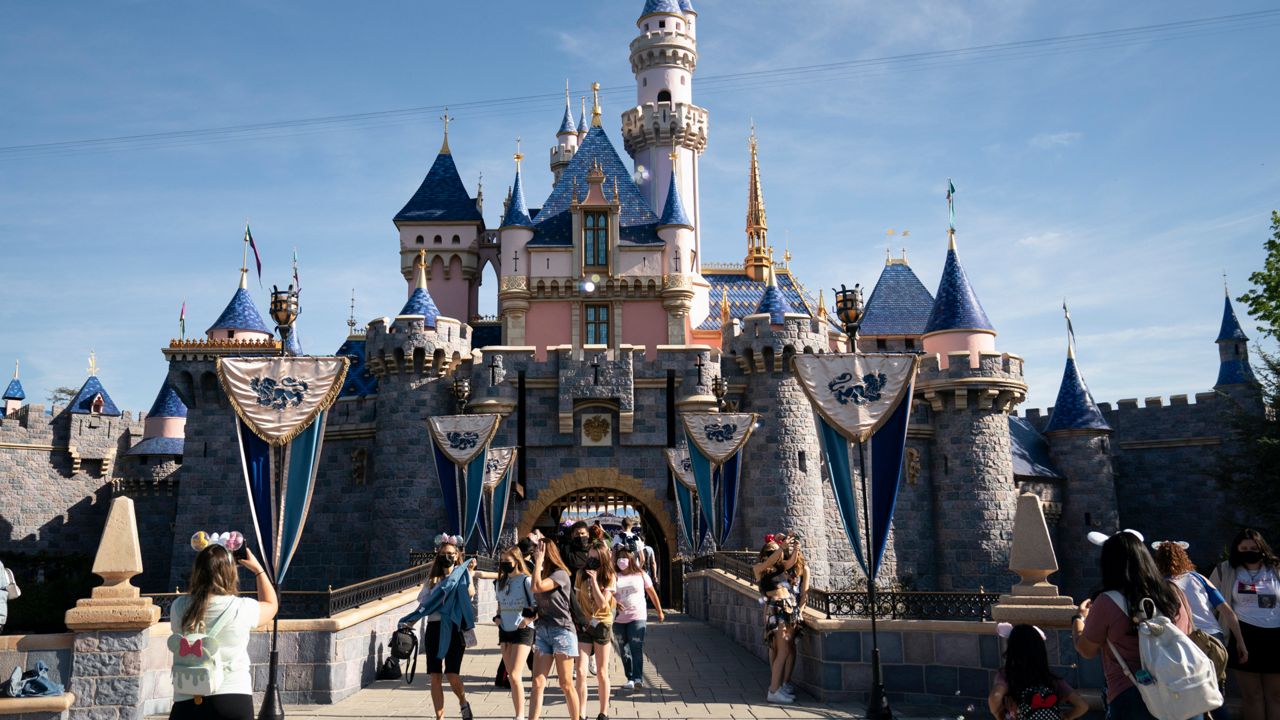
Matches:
[1214,292,1257,392]
[549,87,580,183]
[1042,317,1117,596]
[498,149,535,346]
[363,251,471,575]
[621,0,709,265]
[920,231,1026,591]
[724,269,833,582]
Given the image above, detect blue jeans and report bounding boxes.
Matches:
[614,620,647,682]
[533,625,578,657]
[1107,687,1205,720]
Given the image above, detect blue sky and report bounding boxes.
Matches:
[1,1,1277,413]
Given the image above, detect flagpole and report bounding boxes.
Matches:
[858,439,892,720]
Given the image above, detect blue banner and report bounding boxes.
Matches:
[462,448,487,544]
[718,453,741,546]
[275,410,325,584]
[685,432,718,543]
[868,383,913,576]
[237,420,276,577]
[433,444,462,536]
[818,417,868,573]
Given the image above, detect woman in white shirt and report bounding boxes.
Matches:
[169,543,278,720]
[1209,529,1280,720]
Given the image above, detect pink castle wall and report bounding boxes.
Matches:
[526,301,572,360]
[622,301,668,357]
[425,255,472,322]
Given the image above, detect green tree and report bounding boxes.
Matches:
[46,386,77,407]
[1238,211,1280,339]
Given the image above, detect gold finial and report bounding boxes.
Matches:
[414,249,429,291]
[12,359,18,380]
[347,289,357,334]
[817,289,828,318]
[886,247,892,265]
[613,177,620,203]
[720,288,730,323]
[784,232,791,268]
[572,176,579,204]
[744,123,771,281]
[902,229,910,238]
[439,106,454,154]
[514,136,523,165]
[87,350,99,377]
[591,82,602,127]
[902,247,909,264]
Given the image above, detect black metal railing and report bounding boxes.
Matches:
[690,552,997,621]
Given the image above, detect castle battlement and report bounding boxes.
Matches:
[364,315,471,377]
[1020,389,1232,423]
[914,351,1026,413]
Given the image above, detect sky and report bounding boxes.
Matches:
[1,0,1278,413]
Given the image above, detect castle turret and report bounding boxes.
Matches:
[1043,310,1117,595]
[68,354,122,417]
[860,251,935,353]
[621,0,708,261]
[658,164,697,343]
[4,360,25,416]
[577,96,588,143]
[918,224,1025,590]
[1215,292,1257,390]
[550,86,580,183]
[499,148,535,345]
[127,381,187,458]
[207,268,272,343]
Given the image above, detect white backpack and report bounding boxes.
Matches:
[168,600,238,699]
[1103,591,1222,720]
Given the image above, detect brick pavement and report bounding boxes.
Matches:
[284,614,959,720]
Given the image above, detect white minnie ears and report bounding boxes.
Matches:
[1087,529,1145,547]
[1151,540,1190,551]
[996,622,1046,641]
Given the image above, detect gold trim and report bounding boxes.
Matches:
[679,412,759,466]
[793,353,921,443]
[216,357,351,447]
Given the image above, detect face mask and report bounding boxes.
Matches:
[441,555,457,566]
[573,537,590,550]
[585,556,602,570]
[616,558,630,571]
[500,561,515,574]
[1240,550,1264,565]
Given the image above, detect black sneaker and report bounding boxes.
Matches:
[597,714,609,720]
[460,701,473,720]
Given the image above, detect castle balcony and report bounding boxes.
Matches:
[162,337,281,361]
[620,102,708,156]
[629,28,697,74]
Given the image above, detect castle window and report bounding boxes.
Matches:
[798,450,807,473]
[415,234,424,245]
[657,90,671,103]
[643,77,647,87]
[644,22,649,31]
[905,338,916,350]
[676,22,682,31]
[681,76,686,85]
[659,20,666,28]
[584,211,609,268]
[876,338,887,351]
[434,235,443,244]
[452,234,461,244]
[584,304,610,345]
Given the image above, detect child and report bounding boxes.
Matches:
[988,623,1088,720]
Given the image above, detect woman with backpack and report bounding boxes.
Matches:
[475,546,537,720]
[527,531,581,720]
[1072,530,1200,720]
[169,543,277,720]
[401,536,476,720]
[988,623,1088,720]
[1209,529,1280,720]
[611,546,663,691]
[573,539,617,720]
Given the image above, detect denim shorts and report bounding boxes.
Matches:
[534,625,579,657]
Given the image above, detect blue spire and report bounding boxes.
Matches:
[147,382,188,419]
[501,164,534,228]
[395,151,483,223]
[1044,356,1110,433]
[923,238,994,334]
[755,270,795,324]
[3,378,24,401]
[68,375,121,416]
[577,99,588,134]
[641,0,683,19]
[558,99,576,136]
[399,253,441,328]
[207,287,271,335]
[658,171,692,227]
[1217,295,1249,342]
[678,0,695,12]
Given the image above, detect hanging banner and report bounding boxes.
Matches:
[221,356,349,585]
[794,353,918,579]
[681,413,758,549]
[665,447,700,553]
[428,414,501,543]
[481,447,517,553]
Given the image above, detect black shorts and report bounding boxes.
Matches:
[1229,621,1280,674]
[424,621,465,675]
[499,626,535,646]
[577,622,612,646]
[169,694,253,720]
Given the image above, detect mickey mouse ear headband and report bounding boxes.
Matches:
[1088,529,1144,547]
[1151,540,1190,551]
[996,622,1046,641]
[434,532,464,548]
[190,530,244,553]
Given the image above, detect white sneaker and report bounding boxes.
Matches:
[767,689,795,705]
[588,655,597,675]
[621,680,635,691]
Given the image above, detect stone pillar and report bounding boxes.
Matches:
[991,493,1077,627]
[66,496,163,720]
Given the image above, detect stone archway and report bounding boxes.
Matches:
[517,467,677,558]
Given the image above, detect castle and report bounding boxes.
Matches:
[0,0,1262,605]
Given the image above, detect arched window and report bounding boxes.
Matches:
[657,90,671,103]
[680,76,686,85]
[415,235,424,245]
[584,212,609,268]
[434,235,443,244]
[452,234,461,244]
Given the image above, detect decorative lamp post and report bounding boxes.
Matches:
[270,284,300,357]
[452,374,471,414]
[711,375,727,411]
[833,283,864,346]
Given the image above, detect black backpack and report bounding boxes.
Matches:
[376,656,402,681]
[388,627,419,684]
[1013,684,1062,720]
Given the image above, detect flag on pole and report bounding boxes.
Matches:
[946,179,956,231]
[292,247,301,293]
[1063,299,1076,356]
[245,224,263,287]
[179,300,186,338]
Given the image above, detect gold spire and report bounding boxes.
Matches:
[347,289,357,334]
[414,249,428,291]
[514,136,523,166]
[783,232,791,268]
[744,124,773,282]
[439,107,453,154]
[720,288,730,324]
[87,350,99,377]
[591,82,602,127]
[817,290,828,319]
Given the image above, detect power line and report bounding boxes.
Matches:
[1,8,1275,161]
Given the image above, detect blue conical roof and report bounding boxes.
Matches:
[755,273,796,324]
[207,287,271,335]
[68,376,121,416]
[501,166,535,228]
[678,0,695,12]
[658,171,692,227]
[558,102,576,136]
[400,288,441,326]
[577,104,588,133]
[3,378,24,401]
[1217,295,1249,342]
[147,382,187,419]
[395,151,483,223]
[641,0,683,19]
[1044,357,1109,433]
[860,261,936,336]
[923,244,994,334]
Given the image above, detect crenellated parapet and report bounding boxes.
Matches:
[723,313,830,374]
[915,351,1027,413]
[629,27,698,75]
[620,102,709,157]
[364,315,472,379]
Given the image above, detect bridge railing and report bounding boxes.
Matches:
[690,551,997,621]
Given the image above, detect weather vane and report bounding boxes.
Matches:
[87,350,98,377]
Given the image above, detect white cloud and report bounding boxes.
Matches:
[1029,131,1083,149]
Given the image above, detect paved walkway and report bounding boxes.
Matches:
[288,614,958,720]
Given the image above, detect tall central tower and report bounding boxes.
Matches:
[621,0,709,270]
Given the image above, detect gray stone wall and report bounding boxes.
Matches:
[1047,431,1118,597]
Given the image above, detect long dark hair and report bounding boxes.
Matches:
[1100,532,1181,620]
[183,544,239,633]
[1228,528,1277,570]
[498,546,530,591]
[1003,625,1058,697]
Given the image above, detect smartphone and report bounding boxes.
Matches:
[233,545,248,562]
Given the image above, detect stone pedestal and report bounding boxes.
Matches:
[991,493,1077,627]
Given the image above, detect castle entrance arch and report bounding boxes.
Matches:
[518,469,678,606]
